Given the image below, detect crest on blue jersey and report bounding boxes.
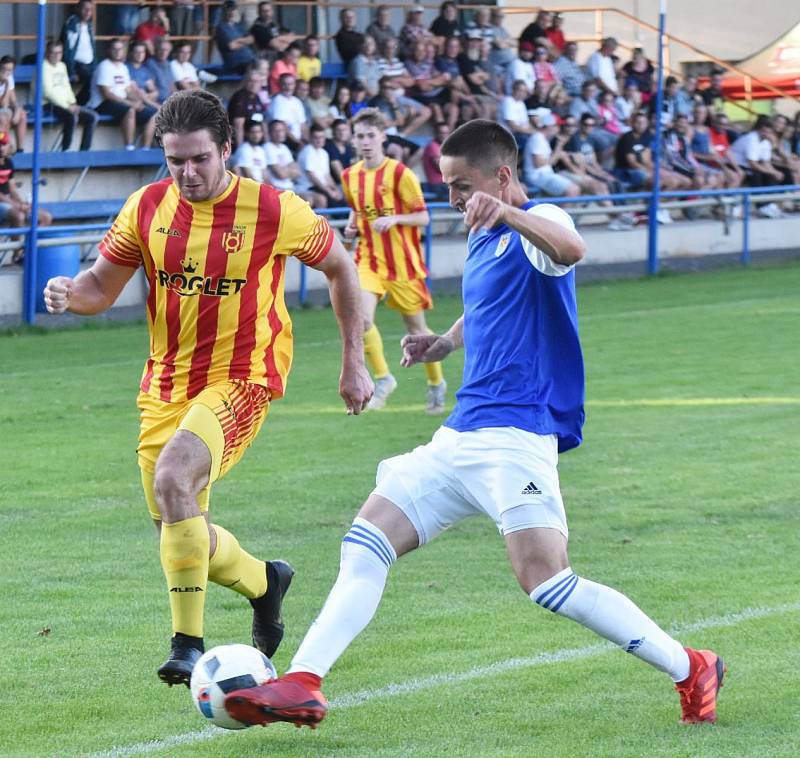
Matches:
[495,233,512,257]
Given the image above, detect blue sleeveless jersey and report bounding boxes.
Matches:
[444,202,585,452]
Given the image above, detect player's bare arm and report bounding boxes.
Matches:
[43,255,136,315]
[371,209,430,233]
[401,315,464,367]
[313,238,374,414]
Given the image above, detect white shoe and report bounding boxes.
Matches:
[367,374,397,410]
[758,202,783,219]
[198,70,218,84]
[656,209,673,224]
[425,380,447,414]
[608,217,634,231]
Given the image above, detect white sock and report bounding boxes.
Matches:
[531,568,690,682]
[288,518,396,678]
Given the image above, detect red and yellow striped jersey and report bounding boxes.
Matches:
[99,173,333,403]
[341,157,428,281]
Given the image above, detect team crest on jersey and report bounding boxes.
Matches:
[495,233,511,257]
[222,224,247,254]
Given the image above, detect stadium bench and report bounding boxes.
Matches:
[14,64,35,84]
[321,62,348,81]
[40,198,125,220]
[24,104,114,126]
[13,148,164,171]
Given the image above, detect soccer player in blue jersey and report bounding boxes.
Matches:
[225,120,725,728]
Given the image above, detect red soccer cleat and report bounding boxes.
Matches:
[675,647,726,724]
[224,672,328,729]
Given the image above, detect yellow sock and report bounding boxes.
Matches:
[208,524,268,600]
[363,324,390,378]
[425,360,444,386]
[160,516,210,638]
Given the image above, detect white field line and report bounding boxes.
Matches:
[87,601,800,758]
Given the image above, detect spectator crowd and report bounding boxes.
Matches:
[3,1,800,230]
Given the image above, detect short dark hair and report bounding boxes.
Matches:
[45,38,63,54]
[155,90,232,149]
[244,119,264,132]
[309,76,324,88]
[0,55,16,67]
[310,124,326,135]
[332,118,348,130]
[441,119,518,175]
[665,76,679,87]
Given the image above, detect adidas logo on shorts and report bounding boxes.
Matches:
[521,481,543,495]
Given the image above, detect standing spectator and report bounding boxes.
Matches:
[147,39,177,101]
[0,132,52,241]
[505,40,536,95]
[42,39,98,151]
[406,39,455,127]
[501,80,535,148]
[216,1,256,75]
[306,77,333,132]
[232,119,268,182]
[488,7,516,81]
[533,46,559,97]
[297,125,344,208]
[519,10,555,56]
[334,8,365,67]
[553,41,586,98]
[170,41,201,91]
[622,47,654,103]
[700,71,725,109]
[297,36,321,82]
[399,6,433,59]
[170,0,197,39]
[126,42,162,109]
[88,39,157,150]
[250,2,300,61]
[325,118,356,184]
[546,13,567,54]
[61,0,96,105]
[0,57,27,152]
[329,83,352,121]
[366,6,398,51]
[269,73,308,150]
[349,35,382,97]
[430,2,461,49]
[268,43,301,95]
[133,4,170,57]
[421,120,451,198]
[587,37,619,95]
[522,111,579,196]
[770,114,800,185]
[675,76,699,118]
[228,68,267,149]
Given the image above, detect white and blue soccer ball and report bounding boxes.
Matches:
[190,644,277,730]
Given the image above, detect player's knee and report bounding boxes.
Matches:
[152,462,201,519]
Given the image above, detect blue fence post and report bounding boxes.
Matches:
[22,0,47,324]
[741,194,751,265]
[298,262,307,306]
[424,216,433,290]
[646,0,667,275]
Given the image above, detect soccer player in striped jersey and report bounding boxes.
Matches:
[342,108,447,413]
[225,120,725,729]
[43,90,373,687]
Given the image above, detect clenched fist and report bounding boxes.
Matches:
[43,276,74,314]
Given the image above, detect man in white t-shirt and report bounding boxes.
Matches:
[268,73,308,151]
[504,41,536,96]
[500,80,533,149]
[296,124,344,208]
[264,118,306,190]
[587,37,619,95]
[232,120,268,183]
[88,38,157,149]
[522,111,579,197]
[729,118,786,217]
[170,41,200,91]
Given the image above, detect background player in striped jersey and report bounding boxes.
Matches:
[225,120,725,729]
[342,108,447,413]
[43,90,373,687]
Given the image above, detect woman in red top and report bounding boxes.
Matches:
[546,13,566,54]
[268,43,301,95]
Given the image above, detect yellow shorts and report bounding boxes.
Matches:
[359,268,433,316]
[137,379,270,519]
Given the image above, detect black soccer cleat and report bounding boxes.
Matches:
[157,633,204,688]
[250,560,294,658]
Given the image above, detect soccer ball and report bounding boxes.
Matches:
[190,644,277,730]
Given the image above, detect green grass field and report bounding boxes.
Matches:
[2,263,799,757]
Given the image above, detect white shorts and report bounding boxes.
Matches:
[373,426,568,545]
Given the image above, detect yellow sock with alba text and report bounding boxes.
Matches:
[363,324,390,378]
[208,524,268,599]
[424,360,444,386]
[160,516,210,638]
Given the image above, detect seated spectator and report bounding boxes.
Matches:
[546,84,571,120]
[294,77,311,113]
[0,131,52,236]
[133,4,169,57]
[377,36,414,85]
[488,7,515,81]
[615,83,641,125]
[564,113,622,196]
[549,116,612,203]
[770,114,800,184]
[691,104,743,187]
[369,77,431,148]
[170,41,200,91]
[524,78,549,112]
[504,40,536,95]
[533,46,559,97]
[268,73,308,150]
[374,48,433,136]
[306,77,333,131]
[126,42,162,108]
[349,35,382,97]
[501,80,534,149]
[147,38,177,101]
[335,8,365,67]
[700,70,725,109]
[170,0,197,39]
[228,68,267,149]
[0,57,27,152]
[42,39,98,151]
[458,31,498,115]
[464,6,495,44]
[553,41,586,98]
[405,39,455,126]
[522,111,579,196]
[61,0,96,105]
[587,37,619,95]
[519,10,556,57]
[730,116,785,187]
[622,47,654,103]
[367,6,398,51]
[249,58,271,109]
[613,111,661,192]
[250,2,300,61]
[232,119,268,182]
[399,5,433,59]
[431,2,462,50]
[325,118,356,184]
[268,43,301,95]
[297,35,321,82]
[264,119,318,203]
[297,125,344,208]
[662,114,717,192]
[216,1,256,75]
[421,121,451,198]
[436,37,489,124]
[329,83,352,120]
[597,90,625,137]
[546,13,567,54]
[349,81,370,117]
[88,39,156,150]
[650,75,679,126]
[569,81,616,162]
[676,75,700,118]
